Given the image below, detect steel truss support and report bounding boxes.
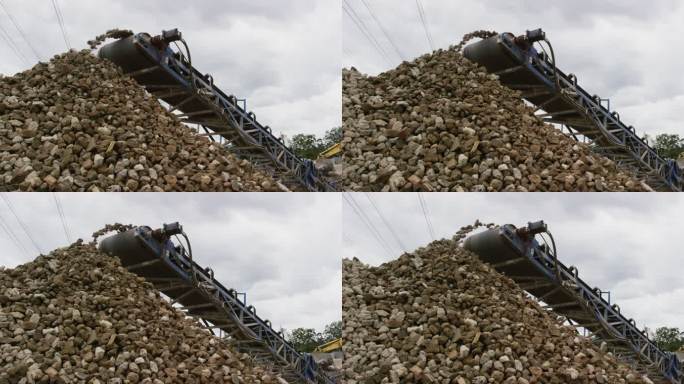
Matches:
[465,222,682,383]
[101,31,335,192]
[464,32,682,191]
[101,225,333,384]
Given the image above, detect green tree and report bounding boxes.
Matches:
[287,327,323,353]
[322,126,342,147]
[322,320,342,340]
[289,127,342,160]
[285,320,342,352]
[653,133,684,160]
[289,134,324,160]
[653,327,684,352]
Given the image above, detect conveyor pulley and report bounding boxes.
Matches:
[99,222,334,384]
[464,221,681,383]
[99,29,336,192]
[464,30,682,191]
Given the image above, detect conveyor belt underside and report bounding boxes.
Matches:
[463,36,681,191]
[475,241,673,382]
[99,35,335,192]
[107,230,329,383]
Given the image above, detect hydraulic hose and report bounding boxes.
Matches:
[540,230,560,282]
[542,37,559,90]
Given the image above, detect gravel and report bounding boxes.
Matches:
[341,33,647,192]
[0,233,283,383]
[0,47,284,191]
[342,223,653,383]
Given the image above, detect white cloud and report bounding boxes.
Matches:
[0,192,341,331]
[0,0,340,137]
[343,0,684,137]
[343,193,684,330]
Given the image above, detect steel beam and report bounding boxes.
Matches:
[464,222,682,383]
[464,32,682,191]
[101,31,335,191]
[99,224,333,384]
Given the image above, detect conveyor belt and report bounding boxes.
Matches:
[463,30,682,191]
[99,223,334,384]
[98,29,336,192]
[464,221,681,383]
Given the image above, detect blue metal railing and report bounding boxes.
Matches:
[100,31,335,192]
[101,224,334,384]
[464,31,682,191]
[465,221,681,383]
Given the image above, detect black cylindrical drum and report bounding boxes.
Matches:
[98,34,154,73]
[463,35,518,73]
[463,226,520,264]
[98,228,155,267]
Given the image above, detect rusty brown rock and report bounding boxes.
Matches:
[0,48,283,192]
[0,231,281,383]
[341,34,646,192]
[342,223,651,383]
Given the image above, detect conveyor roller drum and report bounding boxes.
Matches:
[97,223,334,384]
[463,34,520,74]
[463,29,682,191]
[97,28,336,192]
[98,34,152,73]
[464,221,682,383]
[463,224,521,262]
[98,227,152,263]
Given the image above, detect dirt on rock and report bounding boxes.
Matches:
[341,35,647,192]
[342,224,652,383]
[0,238,282,383]
[0,49,283,192]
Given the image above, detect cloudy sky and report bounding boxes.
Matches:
[0,0,340,137]
[0,193,341,332]
[343,192,684,332]
[343,0,684,137]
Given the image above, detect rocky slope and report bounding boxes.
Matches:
[341,36,647,192]
[0,237,281,383]
[0,48,283,192]
[342,225,651,383]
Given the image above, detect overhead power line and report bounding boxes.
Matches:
[364,193,407,253]
[0,211,29,258]
[1,193,42,254]
[0,0,40,61]
[344,193,395,257]
[0,19,28,66]
[342,0,391,66]
[343,193,394,258]
[421,193,436,239]
[359,0,405,61]
[415,0,434,51]
[51,0,70,50]
[417,192,435,241]
[53,193,72,243]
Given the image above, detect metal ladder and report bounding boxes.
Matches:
[464,221,681,383]
[98,29,336,192]
[463,30,682,191]
[99,223,335,384]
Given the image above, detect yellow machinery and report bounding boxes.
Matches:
[315,143,342,177]
[317,143,341,160]
[314,338,342,353]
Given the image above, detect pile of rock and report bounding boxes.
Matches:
[341,43,646,191]
[0,49,283,191]
[342,227,651,383]
[0,238,281,383]
[87,29,134,50]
